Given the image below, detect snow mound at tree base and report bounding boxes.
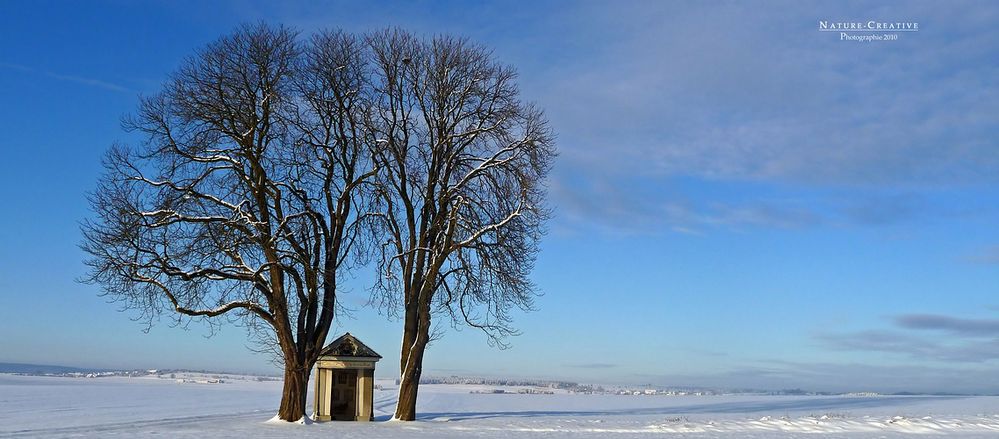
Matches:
[264,414,313,425]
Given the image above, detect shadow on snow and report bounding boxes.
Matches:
[404,396,965,422]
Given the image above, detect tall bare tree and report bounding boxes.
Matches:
[366,30,557,421]
[81,24,377,421]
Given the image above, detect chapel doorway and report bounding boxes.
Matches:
[330,370,357,420]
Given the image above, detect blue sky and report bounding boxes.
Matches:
[2,0,999,393]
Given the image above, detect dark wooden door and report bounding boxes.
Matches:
[330,370,358,420]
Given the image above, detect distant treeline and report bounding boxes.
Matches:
[411,375,582,389]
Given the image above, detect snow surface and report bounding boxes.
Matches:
[4,374,999,437]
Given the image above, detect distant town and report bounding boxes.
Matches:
[0,363,280,383]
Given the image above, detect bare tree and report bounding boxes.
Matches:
[81,24,377,421]
[366,30,557,421]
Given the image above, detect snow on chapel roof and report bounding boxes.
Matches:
[318,332,382,359]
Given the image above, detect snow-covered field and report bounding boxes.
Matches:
[4,374,999,438]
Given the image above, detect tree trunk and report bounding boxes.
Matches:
[394,339,427,421]
[277,362,311,422]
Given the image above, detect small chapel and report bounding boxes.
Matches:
[313,333,382,422]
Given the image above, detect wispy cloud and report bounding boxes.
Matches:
[818,312,999,363]
[1,62,132,93]
[551,175,822,235]
[549,172,975,234]
[895,314,999,337]
[817,330,938,357]
[548,2,999,187]
[841,194,924,226]
[537,2,999,234]
[820,331,999,363]
[965,245,999,265]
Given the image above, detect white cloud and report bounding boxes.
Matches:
[542,2,999,186]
